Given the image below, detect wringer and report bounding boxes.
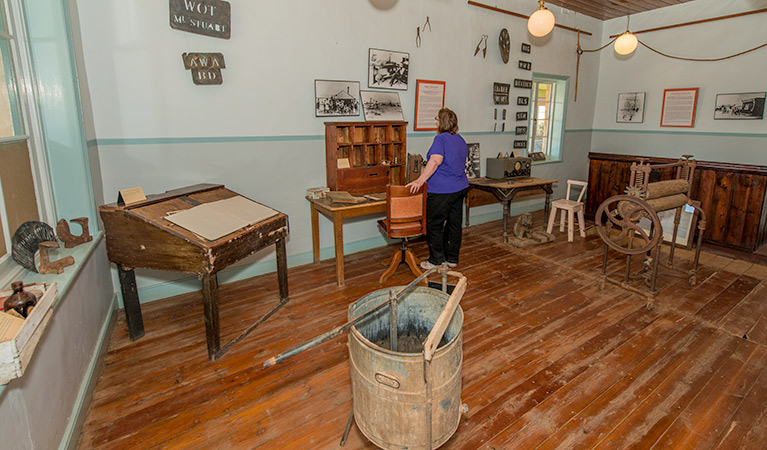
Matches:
[595,155,707,305]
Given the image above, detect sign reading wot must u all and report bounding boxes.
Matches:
[170,0,231,39]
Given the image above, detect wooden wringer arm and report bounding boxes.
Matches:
[38,241,75,274]
[595,155,706,305]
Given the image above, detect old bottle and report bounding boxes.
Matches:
[4,281,37,318]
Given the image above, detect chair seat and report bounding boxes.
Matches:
[378,219,422,237]
[551,199,584,210]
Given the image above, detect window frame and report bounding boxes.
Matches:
[527,73,569,162]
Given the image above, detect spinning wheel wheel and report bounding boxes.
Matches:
[595,195,662,255]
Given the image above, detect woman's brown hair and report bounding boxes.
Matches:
[437,108,459,134]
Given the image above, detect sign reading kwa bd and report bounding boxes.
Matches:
[170,0,231,39]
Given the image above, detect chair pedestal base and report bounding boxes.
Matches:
[380,243,423,284]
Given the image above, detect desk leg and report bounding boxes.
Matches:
[311,204,320,263]
[333,213,345,286]
[502,201,510,243]
[276,238,289,301]
[202,273,221,361]
[117,264,144,341]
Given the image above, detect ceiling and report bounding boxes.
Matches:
[541,0,697,21]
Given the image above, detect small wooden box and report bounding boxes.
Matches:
[0,282,57,384]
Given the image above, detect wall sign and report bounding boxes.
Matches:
[493,82,510,105]
[515,126,528,135]
[660,88,699,127]
[170,0,231,39]
[414,79,446,131]
[521,43,531,54]
[182,52,226,85]
[513,140,527,149]
[518,60,532,71]
[516,111,528,121]
[517,96,529,106]
[514,79,532,89]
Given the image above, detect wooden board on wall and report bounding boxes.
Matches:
[587,153,767,252]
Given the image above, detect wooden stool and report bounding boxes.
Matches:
[546,180,587,242]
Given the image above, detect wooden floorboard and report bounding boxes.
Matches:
[77,217,767,449]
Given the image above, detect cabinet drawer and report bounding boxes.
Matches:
[338,167,390,194]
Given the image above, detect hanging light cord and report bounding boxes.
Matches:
[574,30,767,100]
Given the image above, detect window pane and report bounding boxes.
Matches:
[0,140,39,241]
[0,37,21,137]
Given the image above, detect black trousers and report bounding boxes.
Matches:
[425,188,469,265]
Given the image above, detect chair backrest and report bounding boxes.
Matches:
[384,184,427,239]
[566,180,588,203]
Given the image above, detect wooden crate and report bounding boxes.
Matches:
[0,282,57,384]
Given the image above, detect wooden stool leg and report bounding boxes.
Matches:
[567,209,575,242]
[380,250,402,284]
[577,208,586,237]
[546,206,557,234]
[559,210,566,232]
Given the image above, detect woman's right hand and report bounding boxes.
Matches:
[406,179,424,194]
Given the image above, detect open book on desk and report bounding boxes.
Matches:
[165,196,278,241]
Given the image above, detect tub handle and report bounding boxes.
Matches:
[374,372,401,389]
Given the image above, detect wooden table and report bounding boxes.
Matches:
[307,196,386,286]
[100,184,289,361]
[466,177,556,242]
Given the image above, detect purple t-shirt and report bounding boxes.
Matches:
[426,133,470,194]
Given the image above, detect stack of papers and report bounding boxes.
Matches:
[165,196,279,241]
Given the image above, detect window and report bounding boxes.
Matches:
[0,0,48,274]
[528,74,568,160]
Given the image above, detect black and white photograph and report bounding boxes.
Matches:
[314,80,360,117]
[368,48,409,90]
[360,90,404,121]
[466,143,480,179]
[714,92,766,120]
[616,92,646,123]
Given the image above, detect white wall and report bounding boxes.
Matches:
[591,0,767,165]
[73,0,602,300]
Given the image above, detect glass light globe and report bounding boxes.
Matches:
[614,32,638,55]
[528,6,555,37]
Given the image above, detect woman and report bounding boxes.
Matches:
[406,108,469,269]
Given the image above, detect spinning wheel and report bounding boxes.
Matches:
[595,195,662,255]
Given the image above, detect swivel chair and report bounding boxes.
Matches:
[378,184,427,284]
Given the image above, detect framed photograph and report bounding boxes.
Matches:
[361,90,404,121]
[466,143,480,179]
[661,88,699,127]
[616,92,645,123]
[714,92,765,120]
[314,80,360,117]
[368,48,409,90]
[414,79,445,130]
[638,202,699,249]
[493,82,510,105]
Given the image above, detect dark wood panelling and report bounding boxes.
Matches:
[587,153,767,252]
[544,0,696,21]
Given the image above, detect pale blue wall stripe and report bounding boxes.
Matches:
[567,128,767,138]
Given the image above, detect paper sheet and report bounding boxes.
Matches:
[0,311,23,342]
[165,196,279,241]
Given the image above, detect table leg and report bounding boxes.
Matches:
[333,213,345,286]
[276,238,289,301]
[202,273,221,361]
[502,201,510,243]
[311,203,320,263]
[544,189,552,225]
[117,264,144,341]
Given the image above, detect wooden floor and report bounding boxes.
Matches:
[78,216,767,449]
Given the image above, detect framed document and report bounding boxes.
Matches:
[414,79,446,131]
[661,88,699,127]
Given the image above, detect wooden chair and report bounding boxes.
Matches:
[546,180,588,242]
[378,184,427,284]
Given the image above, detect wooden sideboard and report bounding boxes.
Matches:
[586,153,767,252]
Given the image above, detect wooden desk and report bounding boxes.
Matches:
[307,196,385,286]
[466,177,556,242]
[100,184,289,360]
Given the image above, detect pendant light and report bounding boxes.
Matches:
[528,1,555,37]
[614,10,638,55]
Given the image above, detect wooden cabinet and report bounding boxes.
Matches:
[325,121,407,194]
[587,152,767,252]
